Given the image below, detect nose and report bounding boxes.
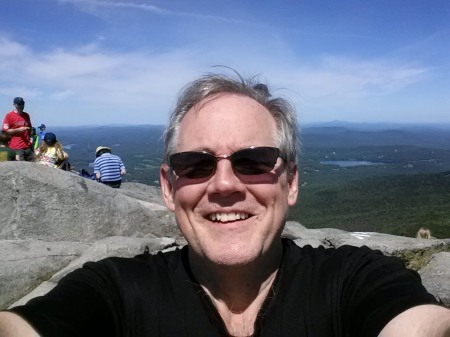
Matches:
[207,158,245,196]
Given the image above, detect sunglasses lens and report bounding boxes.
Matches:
[170,147,282,179]
[232,147,279,175]
[170,152,216,178]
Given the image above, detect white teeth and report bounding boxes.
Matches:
[208,212,249,222]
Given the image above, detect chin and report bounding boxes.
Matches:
[201,239,265,267]
[208,251,257,267]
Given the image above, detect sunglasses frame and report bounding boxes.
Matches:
[169,146,287,179]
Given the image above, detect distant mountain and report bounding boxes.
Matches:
[301,121,450,131]
[301,125,450,149]
[46,124,450,186]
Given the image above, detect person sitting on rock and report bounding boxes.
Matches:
[94,146,126,188]
[0,132,16,161]
[35,132,69,169]
[416,227,432,239]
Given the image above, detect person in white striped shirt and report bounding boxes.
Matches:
[93,146,126,188]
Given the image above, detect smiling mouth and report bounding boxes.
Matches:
[208,212,250,223]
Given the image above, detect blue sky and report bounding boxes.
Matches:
[1,0,449,127]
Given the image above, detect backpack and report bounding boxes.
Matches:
[80,168,96,180]
[58,160,71,171]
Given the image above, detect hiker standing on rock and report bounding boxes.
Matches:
[0,72,449,336]
[1,97,34,161]
[36,124,47,148]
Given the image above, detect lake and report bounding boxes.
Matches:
[320,160,386,167]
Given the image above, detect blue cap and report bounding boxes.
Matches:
[13,97,25,105]
[44,132,57,145]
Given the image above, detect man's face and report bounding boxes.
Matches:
[160,93,298,266]
[14,103,24,112]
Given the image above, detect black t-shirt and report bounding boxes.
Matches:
[10,239,437,337]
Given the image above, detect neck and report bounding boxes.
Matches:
[189,241,283,336]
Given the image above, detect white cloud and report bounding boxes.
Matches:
[0,33,438,125]
[279,56,430,100]
[58,0,171,16]
[0,36,29,58]
[57,0,246,23]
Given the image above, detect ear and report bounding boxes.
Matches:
[160,164,176,212]
[287,163,299,206]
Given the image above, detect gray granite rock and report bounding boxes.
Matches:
[419,252,450,306]
[0,240,89,309]
[0,162,182,243]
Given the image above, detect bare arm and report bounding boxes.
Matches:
[0,312,40,337]
[4,127,29,134]
[379,305,450,337]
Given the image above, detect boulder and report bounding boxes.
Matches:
[0,240,89,309]
[419,252,450,306]
[285,221,450,269]
[0,162,183,243]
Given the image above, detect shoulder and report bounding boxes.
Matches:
[283,239,420,285]
[281,239,438,335]
[36,248,189,307]
[3,111,14,119]
[79,247,187,282]
[111,154,122,160]
[283,238,385,266]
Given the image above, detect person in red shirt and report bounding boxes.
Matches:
[2,97,34,161]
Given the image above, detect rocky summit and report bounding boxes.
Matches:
[0,161,449,309]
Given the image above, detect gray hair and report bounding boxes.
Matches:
[163,73,300,174]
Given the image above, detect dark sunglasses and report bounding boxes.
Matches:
[169,146,286,179]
